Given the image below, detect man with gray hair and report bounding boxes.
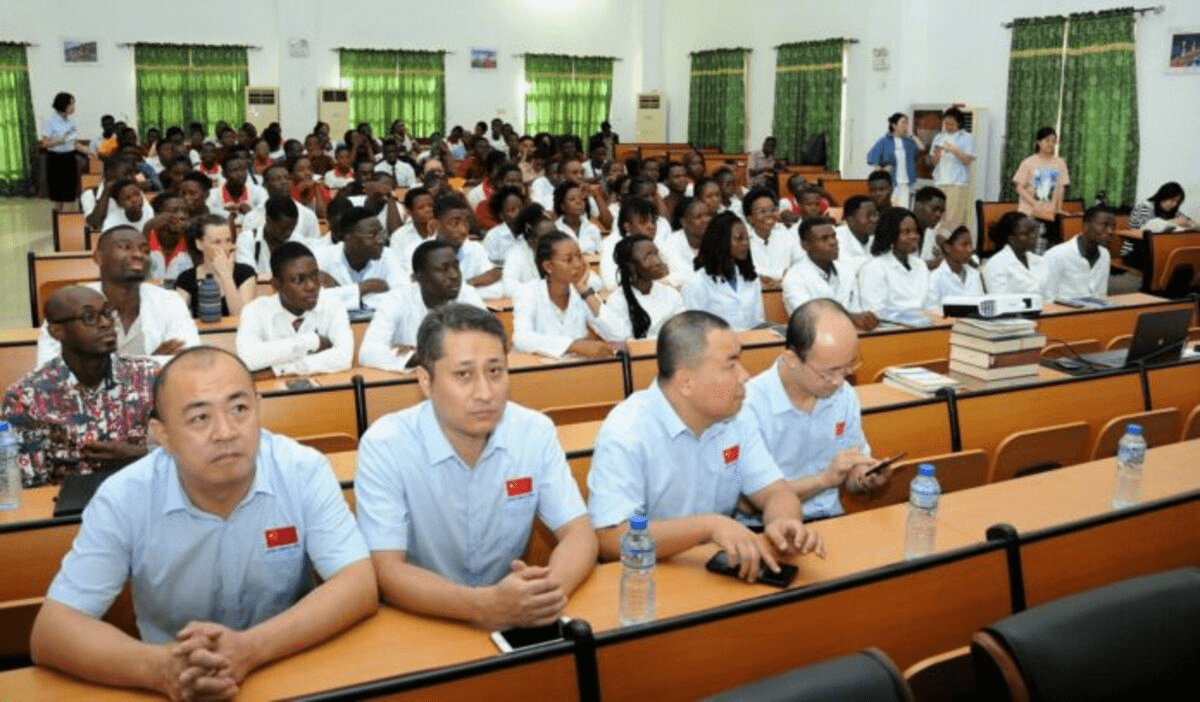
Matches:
[356,303,597,630]
[588,310,825,582]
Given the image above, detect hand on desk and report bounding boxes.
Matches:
[764,518,826,561]
[153,338,188,356]
[481,560,567,630]
[708,515,783,583]
[165,627,239,701]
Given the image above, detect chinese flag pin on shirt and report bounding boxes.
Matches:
[723,445,740,464]
[264,526,298,549]
[835,421,846,438]
[506,476,533,497]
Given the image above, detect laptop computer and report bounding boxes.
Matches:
[1078,308,1193,369]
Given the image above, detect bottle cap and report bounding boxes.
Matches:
[917,464,936,477]
[629,515,648,531]
[1126,423,1143,435]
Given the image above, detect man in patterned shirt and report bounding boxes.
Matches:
[3,286,157,487]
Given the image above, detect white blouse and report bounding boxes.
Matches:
[600,281,686,340]
[556,216,602,254]
[512,279,624,357]
[857,252,930,313]
[981,245,1048,298]
[681,268,765,330]
[924,260,984,311]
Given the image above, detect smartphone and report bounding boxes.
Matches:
[705,550,798,588]
[864,451,907,477]
[489,617,569,653]
[285,377,318,390]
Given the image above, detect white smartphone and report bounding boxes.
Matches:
[489,617,570,653]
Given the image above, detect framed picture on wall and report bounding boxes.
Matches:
[471,49,497,70]
[62,40,98,65]
[1167,29,1200,74]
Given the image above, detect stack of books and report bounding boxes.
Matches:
[948,317,1045,386]
[881,366,964,398]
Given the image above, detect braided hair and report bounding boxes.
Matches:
[615,235,654,339]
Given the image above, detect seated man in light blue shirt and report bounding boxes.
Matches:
[356,303,598,631]
[743,299,890,521]
[588,310,825,582]
[31,347,378,701]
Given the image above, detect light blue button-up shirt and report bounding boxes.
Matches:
[46,431,369,644]
[587,381,784,529]
[743,360,871,519]
[355,401,587,587]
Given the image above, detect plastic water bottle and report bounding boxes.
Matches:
[197,273,222,322]
[1112,423,1147,508]
[0,422,22,511]
[904,464,941,560]
[619,515,656,626]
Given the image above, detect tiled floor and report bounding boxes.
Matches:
[0,195,1145,332]
[0,197,56,330]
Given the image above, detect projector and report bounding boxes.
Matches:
[941,294,1042,319]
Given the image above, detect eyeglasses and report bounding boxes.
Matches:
[48,305,118,327]
[805,355,863,384]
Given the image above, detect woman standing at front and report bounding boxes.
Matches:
[866,113,924,208]
[40,92,87,211]
[928,107,975,232]
[1012,127,1070,253]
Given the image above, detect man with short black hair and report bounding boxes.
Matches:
[240,164,320,245]
[236,241,352,377]
[913,185,949,264]
[358,240,487,371]
[315,206,406,310]
[834,195,878,282]
[36,226,199,368]
[5,286,157,486]
[237,193,301,276]
[30,346,377,700]
[783,217,878,330]
[588,310,825,581]
[1042,206,1115,300]
[743,300,887,520]
[866,170,894,213]
[356,303,597,630]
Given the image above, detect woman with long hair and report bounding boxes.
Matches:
[681,211,764,330]
[602,235,685,340]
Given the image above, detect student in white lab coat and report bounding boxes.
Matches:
[857,207,930,315]
[981,211,1048,298]
[681,212,765,330]
[925,226,984,311]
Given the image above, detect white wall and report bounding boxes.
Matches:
[6,0,644,143]
[659,0,1200,203]
[8,0,1197,205]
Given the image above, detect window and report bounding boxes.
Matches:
[339,50,445,139]
[524,54,613,140]
[135,44,248,139]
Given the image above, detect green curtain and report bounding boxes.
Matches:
[773,39,844,171]
[524,54,613,139]
[135,44,246,139]
[340,49,445,139]
[1059,9,1139,207]
[688,49,748,153]
[1000,16,1067,201]
[0,43,37,196]
[187,46,248,135]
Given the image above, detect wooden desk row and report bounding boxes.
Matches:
[4,440,1198,701]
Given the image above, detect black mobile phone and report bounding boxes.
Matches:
[285,378,316,390]
[865,451,908,477]
[490,618,568,653]
[705,550,798,589]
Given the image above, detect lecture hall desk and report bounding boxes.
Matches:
[3,440,1198,700]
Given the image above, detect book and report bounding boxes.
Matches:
[951,332,1047,354]
[881,366,964,397]
[950,317,1039,340]
[949,346,1043,369]
[948,359,1040,380]
[1055,297,1114,310]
